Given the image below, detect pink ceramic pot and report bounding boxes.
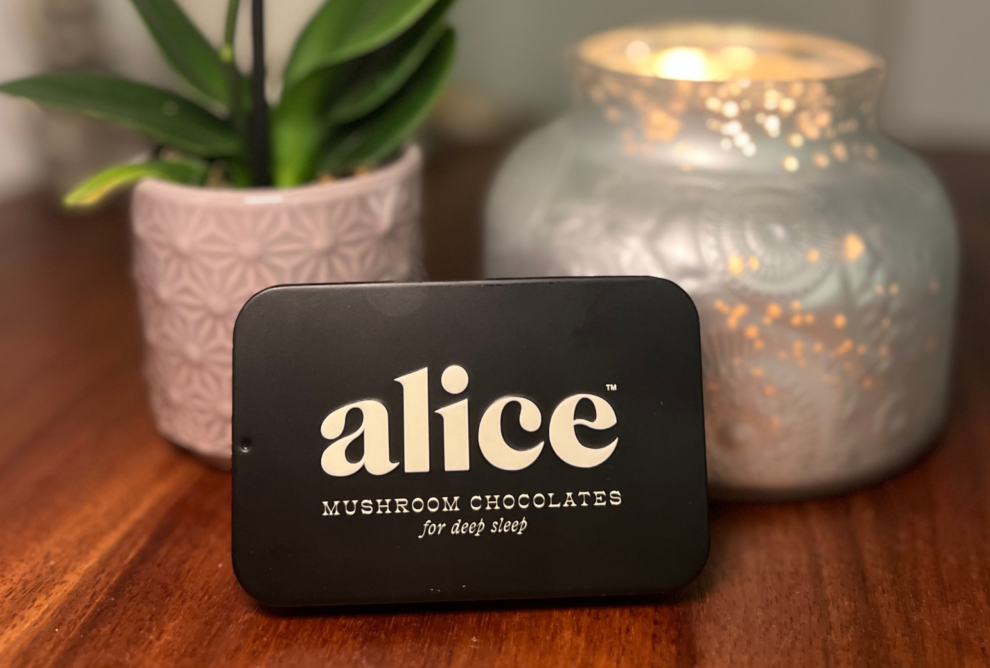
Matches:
[131,146,423,465]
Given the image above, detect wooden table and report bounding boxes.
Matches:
[1,145,988,667]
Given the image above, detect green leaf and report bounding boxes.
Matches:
[328,0,455,125]
[225,157,253,188]
[320,28,455,175]
[130,0,231,106]
[0,74,241,157]
[271,67,346,187]
[284,0,441,90]
[64,158,209,208]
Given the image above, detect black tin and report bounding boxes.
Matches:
[232,277,708,606]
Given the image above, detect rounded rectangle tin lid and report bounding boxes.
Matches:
[232,277,708,606]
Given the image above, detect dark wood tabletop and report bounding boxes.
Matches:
[1,144,988,667]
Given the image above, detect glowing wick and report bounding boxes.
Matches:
[654,47,710,80]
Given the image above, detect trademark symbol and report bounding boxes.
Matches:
[606,384,617,392]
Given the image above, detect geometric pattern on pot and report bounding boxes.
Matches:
[131,147,424,463]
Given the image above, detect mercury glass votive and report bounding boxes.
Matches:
[485,24,959,498]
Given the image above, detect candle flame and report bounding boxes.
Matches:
[653,45,763,81]
[654,47,711,81]
[579,25,880,83]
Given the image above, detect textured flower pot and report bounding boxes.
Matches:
[131,146,423,465]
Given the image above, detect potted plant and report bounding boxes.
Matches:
[0,0,457,465]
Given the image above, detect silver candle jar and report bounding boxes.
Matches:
[485,24,958,498]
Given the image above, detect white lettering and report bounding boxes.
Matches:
[549,394,618,468]
[478,396,544,471]
[436,399,470,471]
[320,400,396,477]
[318,367,620,476]
[396,368,430,473]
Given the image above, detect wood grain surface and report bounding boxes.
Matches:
[0,145,988,667]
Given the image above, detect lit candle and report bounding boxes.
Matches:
[487,24,959,498]
[563,24,885,174]
[579,24,877,83]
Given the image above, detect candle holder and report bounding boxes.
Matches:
[485,24,959,499]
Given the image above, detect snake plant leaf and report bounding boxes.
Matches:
[0,74,241,157]
[327,0,455,125]
[63,158,209,208]
[284,0,441,90]
[319,29,455,175]
[130,0,231,106]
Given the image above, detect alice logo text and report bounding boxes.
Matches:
[320,365,618,476]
